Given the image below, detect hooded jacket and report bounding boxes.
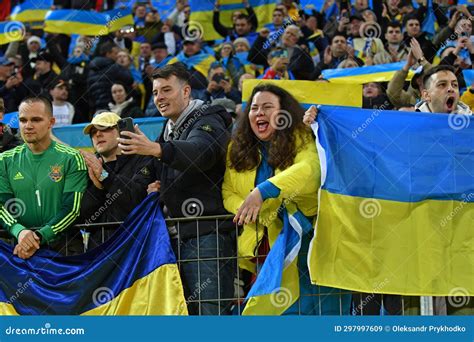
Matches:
[155,102,233,239]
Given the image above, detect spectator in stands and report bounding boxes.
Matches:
[373,21,408,64]
[0,98,22,153]
[87,41,134,113]
[250,25,314,80]
[433,9,471,51]
[437,37,474,91]
[403,14,436,63]
[21,36,41,80]
[116,49,144,105]
[218,42,245,86]
[0,56,26,113]
[137,9,164,43]
[213,0,258,42]
[117,63,235,315]
[0,97,87,259]
[416,65,471,115]
[133,3,147,29]
[137,42,153,73]
[167,0,188,28]
[301,11,328,62]
[362,82,394,110]
[79,112,156,249]
[150,42,173,69]
[49,79,75,127]
[312,34,363,79]
[336,13,384,61]
[261,48,294,80]
[26,51,58,97]
[60,44,90,123]
[387,38,431,107]
[265,8,286,35]
[198,62,241,103]
[223,83,347,314]
[109,82,144,118]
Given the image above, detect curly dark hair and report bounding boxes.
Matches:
[229,84,311,171]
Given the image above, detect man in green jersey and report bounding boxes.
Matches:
[0,97,87,259]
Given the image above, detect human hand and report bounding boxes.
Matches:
[233,188,263,225]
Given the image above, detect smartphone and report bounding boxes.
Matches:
[117,117,134,139]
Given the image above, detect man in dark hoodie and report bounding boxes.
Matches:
[87,41,134,113]
[118,63,235,316]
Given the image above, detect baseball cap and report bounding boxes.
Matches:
[411,65,424,91]
[83,112,121,135]
[48,78,69,91]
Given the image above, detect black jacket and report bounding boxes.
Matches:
[87,56,133,112]
[156,104,234,239]
[79,154,156,225]
[0,124,22,153]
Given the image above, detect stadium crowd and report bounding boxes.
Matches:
[0,0,473,316]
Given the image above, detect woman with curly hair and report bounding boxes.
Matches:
[222,84,351,315]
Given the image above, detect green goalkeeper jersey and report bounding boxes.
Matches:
[0,141,87,244]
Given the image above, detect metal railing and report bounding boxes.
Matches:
[0,216,435,316]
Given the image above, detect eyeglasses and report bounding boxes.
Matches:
[90,126,117,136]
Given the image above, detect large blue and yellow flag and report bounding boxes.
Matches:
[242,79,363,109]
[10,0,52,22]
[44,9,132,35]
[0,193,188,315]
[321,62,414,84]
[308,106,473,296]
[189,0,276,41]
[0,21,24,46]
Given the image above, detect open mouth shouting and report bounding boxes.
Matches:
[445,96,456,113]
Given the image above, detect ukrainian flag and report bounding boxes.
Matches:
[10,0,52,22]
[45,10,109,36]
[242,79,363,109]
[189,0,277,41]
[0,21,24,45]
[0,193,188,315]
[322,62,414,84]
[167,51,217,78]
[308,106,474,296]
[242,205,307,315]
[103,8,134,33]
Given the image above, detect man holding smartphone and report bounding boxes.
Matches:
[117,63,235,315]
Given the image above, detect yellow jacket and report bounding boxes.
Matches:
[222,132,321,272]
